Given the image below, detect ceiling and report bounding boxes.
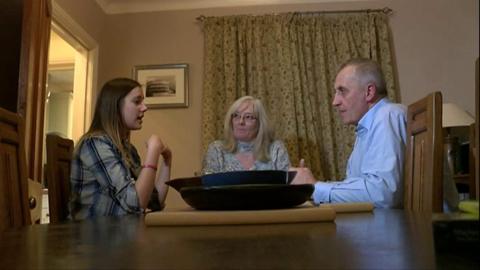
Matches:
[95,0,365,14]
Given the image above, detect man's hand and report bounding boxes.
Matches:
[290,159,316,185]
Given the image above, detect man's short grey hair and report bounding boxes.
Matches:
[337,58,387,97]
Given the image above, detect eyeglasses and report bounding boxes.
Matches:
[231,112,257,123]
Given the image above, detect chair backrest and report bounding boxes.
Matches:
[404,92,443,213]
[0,107,31,231]
[468,123,477,199]
[46,133,74,223]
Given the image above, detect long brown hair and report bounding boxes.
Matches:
[76,78,141,171]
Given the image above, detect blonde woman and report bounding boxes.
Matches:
[202,96,289,174]
[69,78,171,220]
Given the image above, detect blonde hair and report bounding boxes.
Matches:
[76,78,141,173]
[222,96,274,162]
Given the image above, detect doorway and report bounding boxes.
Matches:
[41,23,94,223]
[45,25,89,144]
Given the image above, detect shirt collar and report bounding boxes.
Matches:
[356,97,389,132]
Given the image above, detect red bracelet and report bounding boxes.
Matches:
[142,164,158,171]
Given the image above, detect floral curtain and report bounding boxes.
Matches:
[201,11,398,180]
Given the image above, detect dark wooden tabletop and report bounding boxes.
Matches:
[0,209,473,269]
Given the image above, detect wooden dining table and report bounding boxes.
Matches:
[0,209,475,269]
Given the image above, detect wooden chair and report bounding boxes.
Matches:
[404,92,444,213]
[28,178,43,224]
[0,107,31,231]
[468,123,477,199]
[46,133,74,223]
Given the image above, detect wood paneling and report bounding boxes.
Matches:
[0,107,31,231]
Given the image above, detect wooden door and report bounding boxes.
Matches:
[17,0,52,184]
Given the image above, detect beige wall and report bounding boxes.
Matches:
[56,0,479,207]
[55,0,105,43]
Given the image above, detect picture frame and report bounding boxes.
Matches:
[133,63,189,108]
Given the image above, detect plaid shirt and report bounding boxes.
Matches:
[69,134,143,220]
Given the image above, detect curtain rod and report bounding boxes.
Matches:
[196,7,392,22]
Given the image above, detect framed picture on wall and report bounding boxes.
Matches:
[133,63,189,108]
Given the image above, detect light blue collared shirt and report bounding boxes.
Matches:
[312,98,407,208]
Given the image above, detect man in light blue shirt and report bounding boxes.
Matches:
[291,58,407,208]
